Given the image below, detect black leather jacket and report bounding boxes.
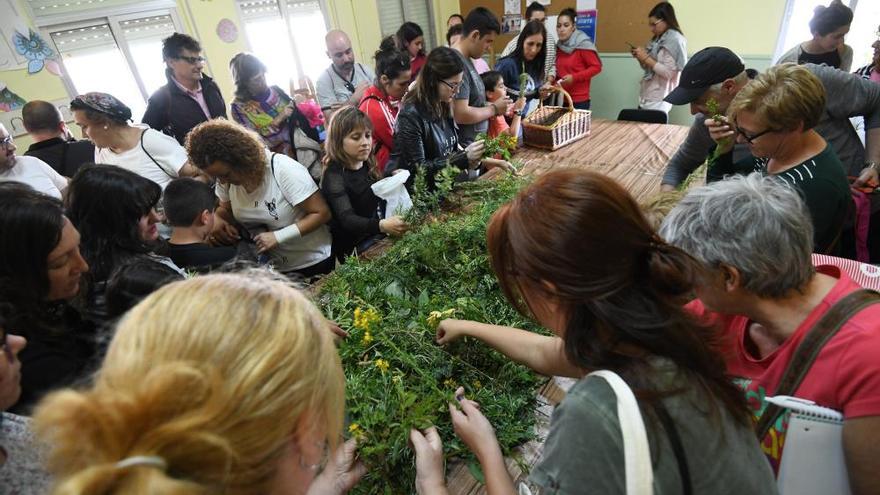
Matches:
[385,101,470,190]
[142,69,228,144]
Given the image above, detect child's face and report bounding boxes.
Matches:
[486,80,506,102]
[343,126,372,164]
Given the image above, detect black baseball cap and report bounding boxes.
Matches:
[664,47,746,105]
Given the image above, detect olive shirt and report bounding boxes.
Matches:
[529,359,777,494]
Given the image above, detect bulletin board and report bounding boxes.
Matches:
[456,0,659,56]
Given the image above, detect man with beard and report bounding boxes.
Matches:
[0,123,67,199]
[316,30,376,120]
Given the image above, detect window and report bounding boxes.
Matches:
[376,0,436,51]
[45,10,183,121]
[775,0,879,71]
[237,0,329,92]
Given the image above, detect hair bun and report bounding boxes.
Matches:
[645,241,696,298]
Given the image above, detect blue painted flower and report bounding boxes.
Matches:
[13,29,56,74]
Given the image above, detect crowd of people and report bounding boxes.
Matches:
[1,1,879,494]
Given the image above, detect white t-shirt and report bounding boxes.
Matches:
[94,125,187,189]
[0,155,67,199]
[217,150,331,272]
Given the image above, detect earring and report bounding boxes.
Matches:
[103,125,109,130]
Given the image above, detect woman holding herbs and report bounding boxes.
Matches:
[385,47,513,191]
[322,106,408,261]
[410,169,777,494]
[186,119,333,278]
[494,20,549,112]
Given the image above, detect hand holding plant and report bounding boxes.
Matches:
[435,318,469,345]
[379,216,408,236]
[305,438,367,495]
[465,140,486,163]
[705,98,734,161]
[449,387,501,462]
[410,427,449,495]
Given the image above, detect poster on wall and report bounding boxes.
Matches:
[502,15,522,34]
[577,10,598,43]
[0,0,29,70]
[504,0,520,15]
[0,82,26,112]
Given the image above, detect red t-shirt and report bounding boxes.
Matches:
[555,49,602,104]
[687,265,880,473]
[487,114,509,139]
[358,86,399,175]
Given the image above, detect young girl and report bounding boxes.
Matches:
[481,71,526,139]
[321,106,408,261]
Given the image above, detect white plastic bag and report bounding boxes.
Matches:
[371,170,412,217]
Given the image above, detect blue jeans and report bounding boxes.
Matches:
[573,100,591,110]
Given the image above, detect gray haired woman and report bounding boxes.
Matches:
[660,173,880,492]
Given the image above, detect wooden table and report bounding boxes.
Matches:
[512,117,691,202]
[446,118,691,494]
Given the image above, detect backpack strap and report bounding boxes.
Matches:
[755,288,880,440]
[140,128,176,178]
[269,152,294,207]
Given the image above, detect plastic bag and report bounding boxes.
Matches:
[371,170,412,217]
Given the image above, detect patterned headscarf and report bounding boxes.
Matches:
[70,92,132,123]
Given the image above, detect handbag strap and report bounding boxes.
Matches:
[140,128,176,179]
[589,370,654,495]
[755,288,880,440]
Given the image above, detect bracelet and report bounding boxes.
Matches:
[492,103,500,117]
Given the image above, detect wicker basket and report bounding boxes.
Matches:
[522,87,591,150]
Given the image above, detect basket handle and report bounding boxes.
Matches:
[538,85,575,112]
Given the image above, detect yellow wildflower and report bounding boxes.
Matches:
[354,307,380,331]
[361,331,373,346]
[348,423,361,434]
[426,308,457,328]
[443,378,457,388]
[375,358,390,372]
[473,380,482,390]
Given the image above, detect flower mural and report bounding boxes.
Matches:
[13,29,56,74]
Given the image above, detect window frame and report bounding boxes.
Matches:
[39,6,187,105]
[376,0,438,51]
[234,0,331,83]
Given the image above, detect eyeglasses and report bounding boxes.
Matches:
[0,136,13,149]
[439,79,462,92]
[733,120,777,144]
[175,55,206,65]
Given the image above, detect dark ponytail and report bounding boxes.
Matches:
[375,36,411,83]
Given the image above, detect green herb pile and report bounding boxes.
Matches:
[318,173,545,493]
[476,132,518,161]
[706,97,731,167]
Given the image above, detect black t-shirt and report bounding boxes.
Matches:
[798,49,842,70]
[166,242,237,273]
[25,137,95,177]
[321,162,382,259]
[9,303,98,415]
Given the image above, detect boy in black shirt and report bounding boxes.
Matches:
[163,178,236,272]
